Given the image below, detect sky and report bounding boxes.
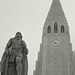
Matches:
[0,0,75,75]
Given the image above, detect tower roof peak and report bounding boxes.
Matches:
[43,0,69,35]
[48,0,64,17]
[52,0,62,10]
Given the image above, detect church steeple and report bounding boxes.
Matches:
[43,0,69,36]
[33,0,72,75]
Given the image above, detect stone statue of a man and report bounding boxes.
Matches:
[1,32,28,75]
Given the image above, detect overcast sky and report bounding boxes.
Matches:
[0,0,75,75]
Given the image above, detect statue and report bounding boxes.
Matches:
[0,32,28,75]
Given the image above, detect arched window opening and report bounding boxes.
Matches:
[61,25,64,33]
[47,26,51,33]
[54,22,58,33]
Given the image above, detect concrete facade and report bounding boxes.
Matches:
[33,0,74,75]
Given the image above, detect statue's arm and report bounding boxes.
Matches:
[0,38,12,72]
[5,38,12,50]
[22,41,28,55]
[5,38,12,55]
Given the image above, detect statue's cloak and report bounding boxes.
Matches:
[1,51,28,75]
[1,51,9,75]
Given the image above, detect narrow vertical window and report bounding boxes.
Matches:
[54,22,58,33]
[47,26,51,33]
[61,25,64,33]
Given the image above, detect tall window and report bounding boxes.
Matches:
[61,25,64,33]
[54,22,58,33]
[47,26,51,33]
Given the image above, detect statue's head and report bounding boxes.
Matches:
[15,32,22,39]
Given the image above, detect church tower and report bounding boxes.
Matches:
[33,0,73,75]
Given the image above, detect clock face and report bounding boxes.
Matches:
[52,40,59,46]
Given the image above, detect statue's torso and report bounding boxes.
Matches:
[11,38,23,52]
[8,38,23,62]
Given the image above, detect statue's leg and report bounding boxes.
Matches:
[16,54,23,75]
